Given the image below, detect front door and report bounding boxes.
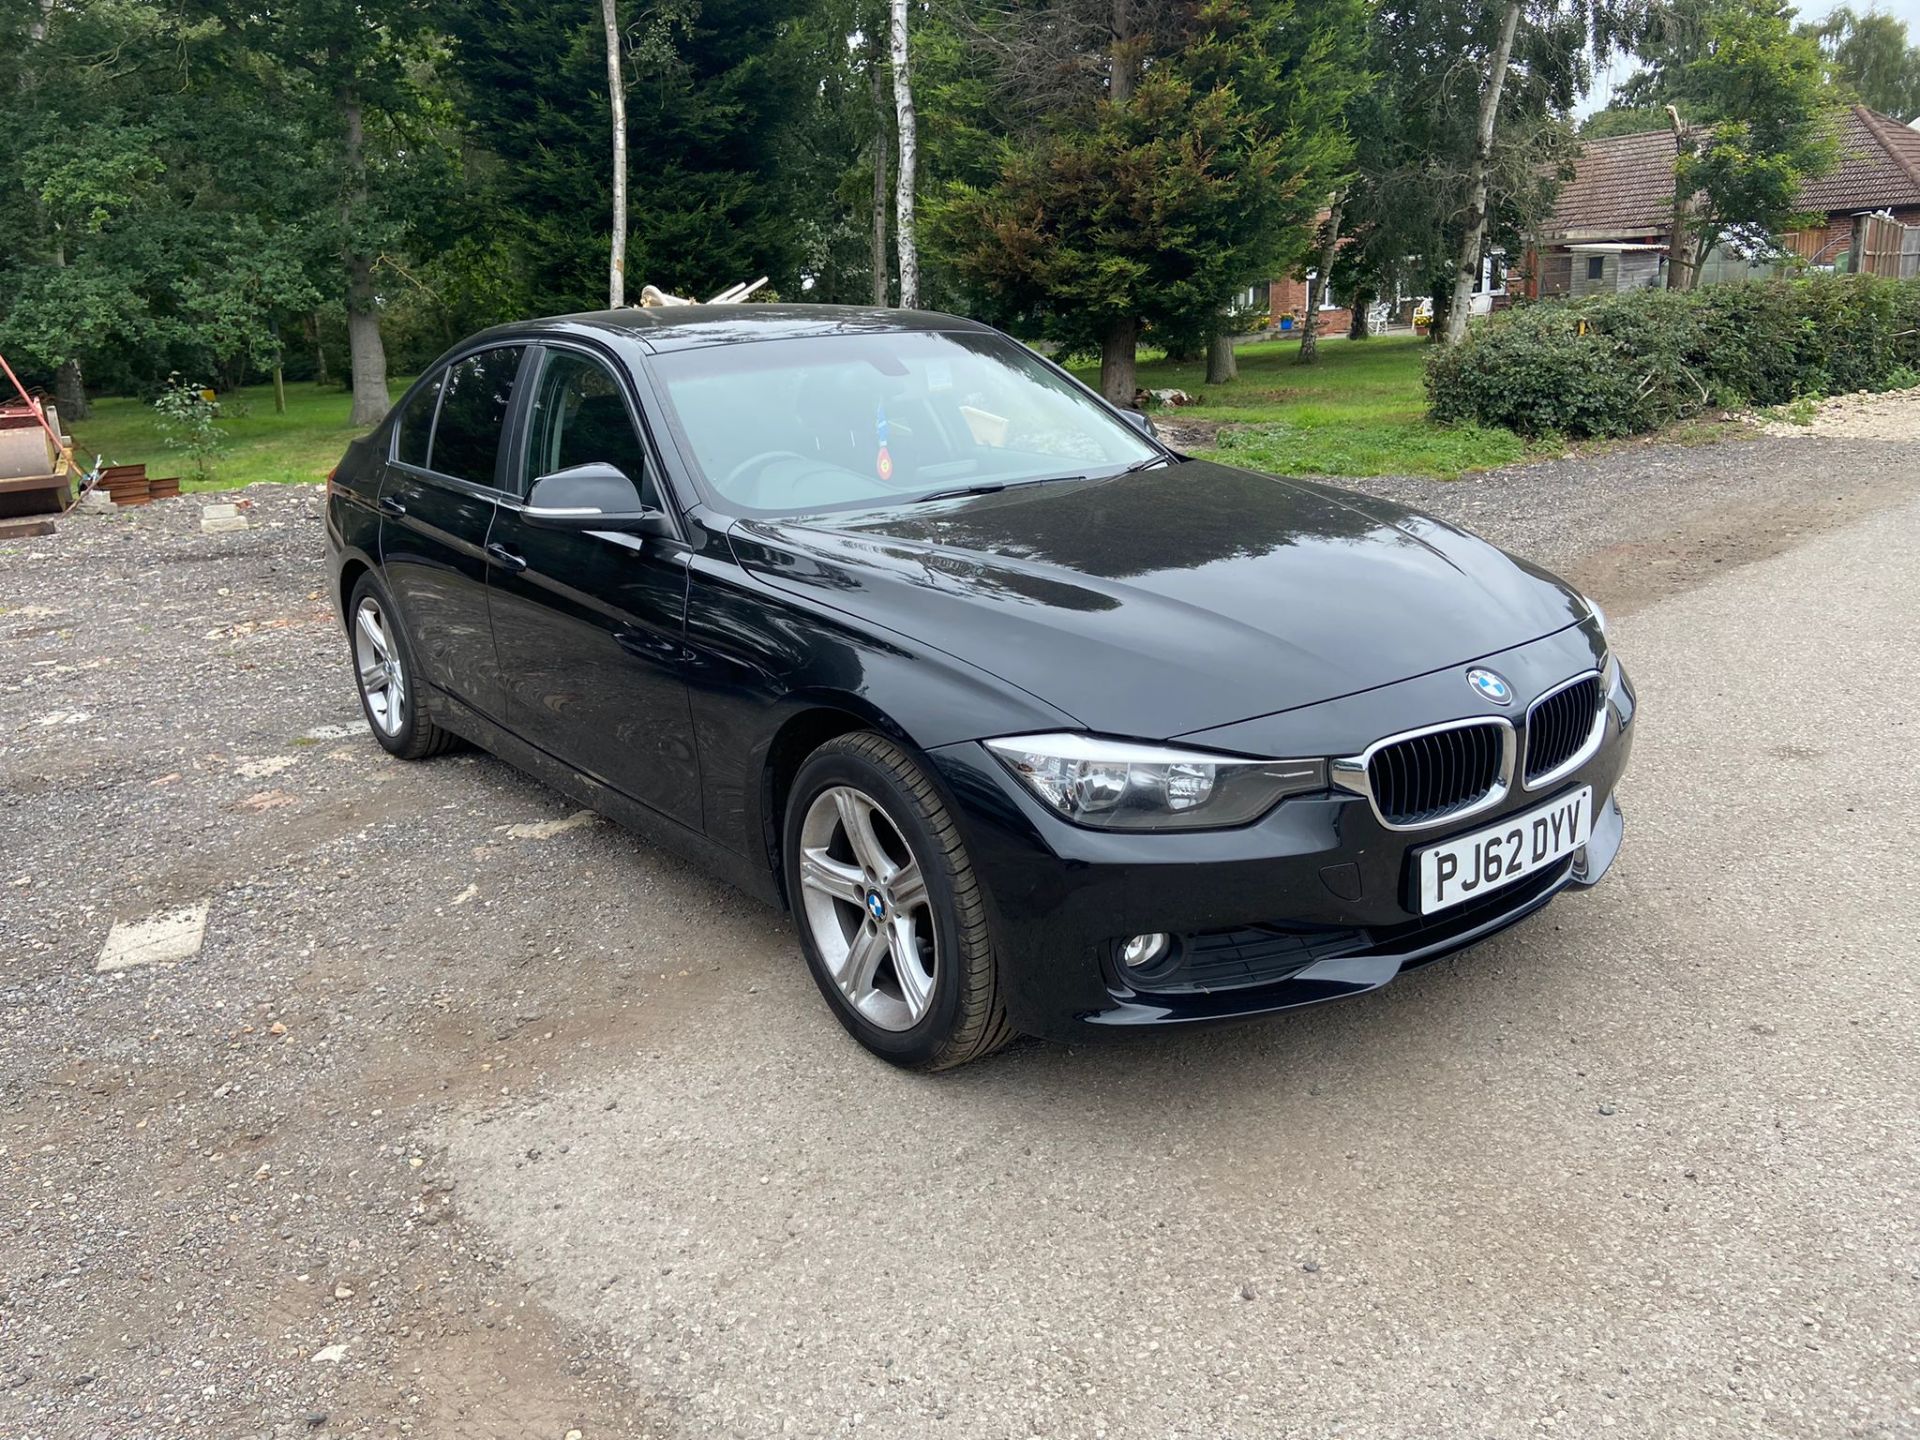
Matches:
[485,346,701,828]
[377,346,526,722]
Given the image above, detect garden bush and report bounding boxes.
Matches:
[1427,275,1920,438]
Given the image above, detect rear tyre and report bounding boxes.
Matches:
[783,732,1014,1070]
[345,573,457,762]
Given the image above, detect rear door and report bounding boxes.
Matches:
[377,346,527,722]
[485,345,701,827]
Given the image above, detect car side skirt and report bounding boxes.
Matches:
[428,685,783,908]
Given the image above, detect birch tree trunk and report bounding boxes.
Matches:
[889,0,919,308]
[341,87,392,428]
[602,0,627,308]
[1444,0,1522,347]
[1298,194,1346,365]
[1665,105,1691,291]
[870,31,890,307]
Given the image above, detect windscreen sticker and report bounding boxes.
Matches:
[925,361,953,393]
[875,403,893,480]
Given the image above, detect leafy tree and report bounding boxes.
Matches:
[925,0,1367,404]
[1439,0,1647,342]
[1580,104,1674,136]
[1805,5,1920,121]
[781,0,898,306]
[195,0,453,426]
[1331,0,1579,345]
[1665,0,1836,286]
[440,0,831,316]
[0,1,328,415]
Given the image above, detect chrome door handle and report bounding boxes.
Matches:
[377,495,407,517]
[485,542,527,573]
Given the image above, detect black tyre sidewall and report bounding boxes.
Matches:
[345,573,431,759]
[783,743,971,1067]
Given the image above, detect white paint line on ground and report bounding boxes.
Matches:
[96,901,211,974]
[506,810,600,841]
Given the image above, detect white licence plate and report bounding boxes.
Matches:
[1416,786,1592,915]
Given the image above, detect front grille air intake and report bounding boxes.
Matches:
[1366,721,1506,828]
[1524,674,1602,784]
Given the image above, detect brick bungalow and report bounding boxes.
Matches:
[1524,104,1920,296]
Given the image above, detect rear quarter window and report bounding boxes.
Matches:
[394,375,441,467]
[429,347,524,485]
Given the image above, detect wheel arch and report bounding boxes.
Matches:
[758,694,920,910]
[337,555,373,624]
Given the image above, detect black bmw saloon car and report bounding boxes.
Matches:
[324,305,1634,1069]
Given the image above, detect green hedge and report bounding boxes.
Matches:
[1426,275,1920,438]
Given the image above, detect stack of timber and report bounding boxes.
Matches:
[96,462,185,506]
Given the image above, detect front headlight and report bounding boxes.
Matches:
[983,733,1326,831]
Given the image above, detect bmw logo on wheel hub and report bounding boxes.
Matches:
[1467,668,1514,705]
[866,891,888,921]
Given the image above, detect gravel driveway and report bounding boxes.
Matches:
[3,421,1917,1439]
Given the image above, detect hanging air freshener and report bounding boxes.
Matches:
[875,402,894,481]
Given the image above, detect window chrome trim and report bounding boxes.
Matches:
[1520,667,1609,793]
[1331,716,1517,833]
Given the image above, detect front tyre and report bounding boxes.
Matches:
[784,732,1013,1070]
[345,574,457,762]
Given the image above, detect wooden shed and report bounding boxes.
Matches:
[1566,244,1667,297]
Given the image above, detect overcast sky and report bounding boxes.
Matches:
[1582,0,1920,115]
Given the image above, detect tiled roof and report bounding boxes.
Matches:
[1544,106,1920,241]
[1800,105,1920,210]
[1547,128,1678,238]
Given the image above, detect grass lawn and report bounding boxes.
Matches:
[69,378,407,492]
[1071,332,1538,480]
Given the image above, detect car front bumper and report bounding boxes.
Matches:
[926,642,1635,1044]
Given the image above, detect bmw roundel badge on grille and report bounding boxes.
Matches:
[1467,668,1514,704]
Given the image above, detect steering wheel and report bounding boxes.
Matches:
[722,449,811,493]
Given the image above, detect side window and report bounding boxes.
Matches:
[429,347,524,486]
[394,373,442,467]
[520,351,654,504]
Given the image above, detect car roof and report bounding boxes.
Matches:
[467,304,999,356]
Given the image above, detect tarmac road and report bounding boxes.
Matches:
[2,428,1916,1439]
[441,484,1920,1440]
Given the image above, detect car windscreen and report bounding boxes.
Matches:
[646,330,1159,518]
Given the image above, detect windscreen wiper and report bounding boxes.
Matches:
[915,475,1084,504]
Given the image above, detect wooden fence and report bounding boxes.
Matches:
[1857,214,1920,280]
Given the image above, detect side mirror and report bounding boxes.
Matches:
[524,462,672,536]
[1121,409,1158,439]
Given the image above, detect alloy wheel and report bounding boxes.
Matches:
[796,784,938,1031]
[352,595,407,737]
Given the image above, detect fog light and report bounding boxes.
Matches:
[1118,932,1172,971]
